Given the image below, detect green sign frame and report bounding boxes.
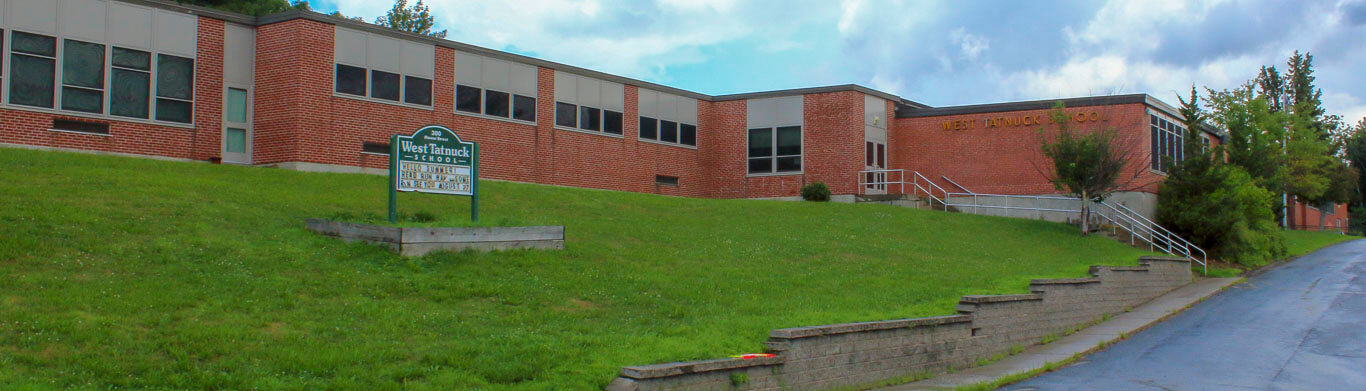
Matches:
[389,125,479,223]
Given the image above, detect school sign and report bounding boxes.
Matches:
[389,126,479,222]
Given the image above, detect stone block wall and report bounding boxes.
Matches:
[607,257,1192,391]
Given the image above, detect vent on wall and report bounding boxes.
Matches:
[362,142,390,155]
[51,119,110,135]
[656,175,679,186]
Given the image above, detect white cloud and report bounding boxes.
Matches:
[950,28,988,60]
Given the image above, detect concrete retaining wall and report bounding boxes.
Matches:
[607,257,1191,391]
[305,219,565,256]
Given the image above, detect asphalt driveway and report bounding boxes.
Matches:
[1004,239,1366,391]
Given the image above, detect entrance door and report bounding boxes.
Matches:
[865,141,886,195]
[222,87,251,164]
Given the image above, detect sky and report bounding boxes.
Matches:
[312,0,1366,123]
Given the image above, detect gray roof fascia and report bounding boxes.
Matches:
[711,84,904,102]
[897,94,1150,118]
[125,0,258,25]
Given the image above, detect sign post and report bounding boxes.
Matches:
[388,125,479,223]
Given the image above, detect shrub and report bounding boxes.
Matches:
[1159,164,1285,266]
[800,182,831,201]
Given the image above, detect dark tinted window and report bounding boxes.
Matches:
[748,128,772,158]
[155,98,192,123]
[457,85,482,113]
[604,110,622,135]
[62,87,102,113]
[748,158,771,174]
[11,54,55,108]
[513,95,536,122]
[155,54,193,100]
[370,70,400,101]
[776,156,801,172]
[660,120,677,143]
[776,126,801,156]
[579,106,600,131]
[111,68,150,118]
[555,102,577,127]
[639,117,657,140]
[62,40,104,89]
[485,90,510,117]
[12,31,55,56]
[680,124,696,146]
[335,64,366,96]
[112,47,151,70]
[403,76,431,106]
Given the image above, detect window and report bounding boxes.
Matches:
[155,54,194,124]
[0,29,4,101]
[555,102,577,128]
[403,76,431,106]
[513,94,535,122]
[1150,114,1186,173]
[61,40,106,114]
[604,110,623,135]
[660,120,677,143]
[362,142,390,155]
[225,128,247,153]
[579,106,601,131]
[52,119,109,135]
[370,70,401,101]
[639,116,657,140]
[457,85,481,113]
[485,90,510,118]
[226,88,248,123]
[680,124,696,146]
[9,31,57,108]
[746,126,802,174]
[111,47,151,118]
[335,64,366,96]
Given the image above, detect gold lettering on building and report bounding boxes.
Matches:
[941,110,1110,131]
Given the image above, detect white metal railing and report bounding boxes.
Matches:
[855,170,1208,275]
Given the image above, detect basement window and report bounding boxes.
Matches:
[655,175,679,186]
[361,142,390,155]
[50,119,109,135]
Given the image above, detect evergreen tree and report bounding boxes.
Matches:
[375,0,448,39]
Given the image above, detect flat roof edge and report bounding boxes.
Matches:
[897,94,1151,118]
[129,0,259,24]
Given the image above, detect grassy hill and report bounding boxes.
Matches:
[0,148,1187,389]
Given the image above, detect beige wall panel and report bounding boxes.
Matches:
[8,0,57,34]
[553,71,575,102]
[656,93,676,122]
[453,51,482,87]
[366,33,402,72]
[678,96,698,124]
[577,76,600,107]
[401,41,434,79]
[601,81,623,112]
[637,88,657,118]
[333,26,367,67]
[864,94,887,129]
[223,23,255,86]
[107,1,153,49]
[746,97,774,128]
[153,9,197,57]
[482,58,509,92]
[774,95,803,126]
[509,62,536,97]
[59,0,106,42]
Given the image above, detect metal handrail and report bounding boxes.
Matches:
[940,176,975,194]
[1112,202,1206,254]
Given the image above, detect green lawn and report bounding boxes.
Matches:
[1284,230,1358,257]
[0,148,1171,390]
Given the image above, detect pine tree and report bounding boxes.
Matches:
[375,0,448,39]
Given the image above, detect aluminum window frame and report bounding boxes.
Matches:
[60,38,108,114]
[331,61,433,111]
[453,83,537,126]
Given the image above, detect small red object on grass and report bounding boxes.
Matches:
[729,353,776,360]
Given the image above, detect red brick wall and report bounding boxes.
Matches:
[1287,199,1349,232]
[891,103,1163,195]
[0,16,225,161]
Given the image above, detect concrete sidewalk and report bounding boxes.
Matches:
[880,276,1242,390]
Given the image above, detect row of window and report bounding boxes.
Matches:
[639,117,697,146]
[3,30,195,124]
[457,84,534,122]
[335,64,432,106]
[555,101,623,135]
[1150,114,1187,172]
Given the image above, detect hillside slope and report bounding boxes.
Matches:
[0,148,1158,389]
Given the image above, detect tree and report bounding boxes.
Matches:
[1159,86,1285,266]
[375,0,447,39]
[175,0,310,16]
[1038,102,1143,236]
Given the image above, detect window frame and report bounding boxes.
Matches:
[60,39,107,114]
[1,29,198,129]
[109,46,153,119]
[746,125,803,176]
[636,116,699,149]
[1149,110,1188,174]
[453,83,537,126]
[553,100,624,138]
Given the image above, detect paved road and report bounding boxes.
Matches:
[1005,239,1366,391]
